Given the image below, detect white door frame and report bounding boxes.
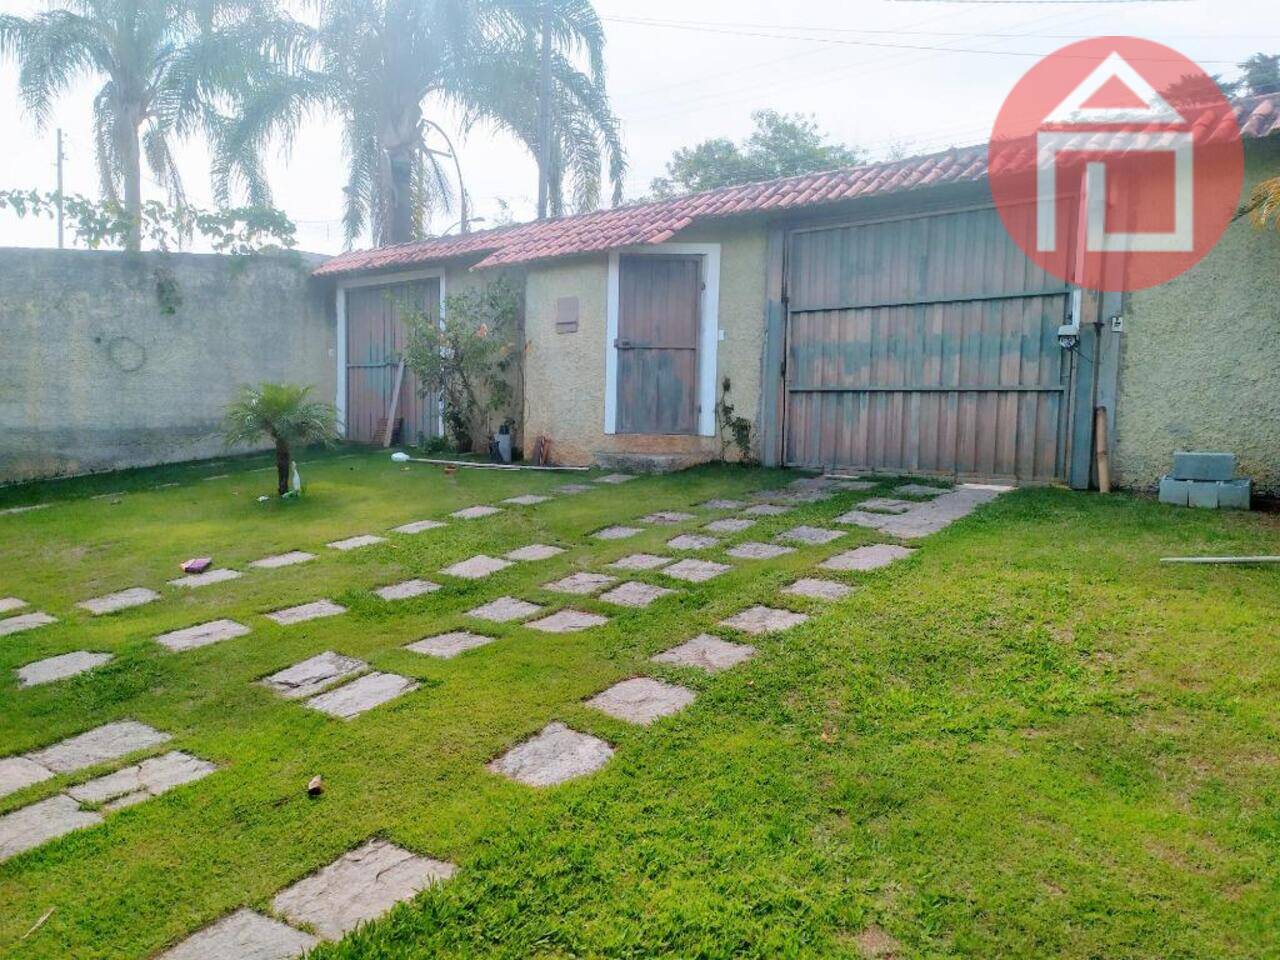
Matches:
[604,243,720,437]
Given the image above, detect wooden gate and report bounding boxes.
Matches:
[616,254,702,435]
[344,279,441,444]
[782,204,1074,481]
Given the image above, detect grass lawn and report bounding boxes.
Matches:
[1,451,1278,959]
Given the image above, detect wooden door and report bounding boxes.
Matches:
[344,279,441,444]
[616,255,701,435]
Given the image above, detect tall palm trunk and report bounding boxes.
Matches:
[386,143,414,244]
[116,105,144,251]
[274,436,291,495]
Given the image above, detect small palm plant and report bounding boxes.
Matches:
[1243,175,1280,231]
[222,383,338,495]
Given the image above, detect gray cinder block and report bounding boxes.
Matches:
[1217,479,1252,510]
[1158,476,1191,506]
[1187,480,1221,509]
[1172,451,1236,482]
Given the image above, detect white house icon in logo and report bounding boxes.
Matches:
[1036,52,1194,253]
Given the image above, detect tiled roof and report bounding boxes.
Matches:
[314,93,1280,278]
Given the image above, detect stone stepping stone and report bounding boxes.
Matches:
[375,579,440,601]
[705,517,755,534]
[503,494,551,506]
[156,619,251,652]
[442,555,512,579]
[0,757,54,799]
[0,597,26,614]
[0,503,49,515]
[640,511,696,525]
[859,497,914,514]
[77,587,160,615]
[451,505,502,520]
[158,908,317,960]
[544,572,617,595]
[726,542,794,560]
[468,596,543,623]
[17,651,113,687]
[556,483,594,494]
[265,600,346,626]
[505,544,564,562]
[667,534,719,551]
[305,672,419,719]
[488,722,614,787]
[261,652,367,700]
[406,631,495,659]
[0,795,102,863]
[895,483,949,497]
[327,534,386,551]
[608,553,672,571]
[272,838,455,941]
[830,479,877,491]
[819,544,915,572]
[663,558,731,583]
[832,510,887,530]
[599,581,675,608]
[742,503,791,517]
[776,525,844,545]
[652,634,756,673]
[593,525,643,541]
[587,677,696,725]
[169,568,243,588]
[783,578,854,601]
[719,605,809,635]
[66,750,215,811]
[701,498,747,510]
[0,611,57,637]
[527,610,609,633]
[27,720,171,774]
[780,488,836,504]
[750,488,790,501]
[594,474,636,484]
[392,519,446,535]
[250,551,315,569]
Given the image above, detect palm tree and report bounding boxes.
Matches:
[216,0,624,246]
[0,0,283,250]
[1242,176,1280,231]
[222,383,339,495]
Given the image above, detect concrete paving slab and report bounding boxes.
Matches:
[0,757,54,799]
[487,722,614,786]
[608,553,672,571]
[505,544,564,562]
[663,558,731,583]
[451,505,502,520]
[719,605,809,635]
[305,672,419,719]
[261,652,367,699]
[375,579,440,601]
[441,555,512,579]
[0,795,102,863]
[783,578,854,601]
[250,551,315,569]
[77,587,160,615]
[67,750,216,810]
[555,483,594,494]
[819,544,915,572]
[832,510,887,531]
[272,838,455,941]
[527,610,610,633]
[894,483,949,498]
[726,542,795,560]
[158,908,318,960]
[265,600,346,626]
[742,503,791,516]
[593,525,643,541]
[835,486,1007,539]
[0,597,26,614]
[667,534,719,551]
[467,596,543,623]
[750,488,791,501]
[777,525,844,545]
[599,581,675,608]
[705,517,755,534]
[700,498,748,510]
[587,677,695,725]
[544,572,616,595]
[17,651,113,687]
[640,511,696,525]
[859,498,914,514]
[503,494,551,505]
[28,720,171,774]
[392,519,446,535]
[829,479,877,491]
[327,534,386,551]
[156,619,251,652]
[0,612,57,636]
[169,568,243,588]
[594,474,635,484]
[780,488,836,503]
[406,631,495,659]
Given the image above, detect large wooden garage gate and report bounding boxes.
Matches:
[782,204,1075,482]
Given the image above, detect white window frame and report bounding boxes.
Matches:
[604,243,720,437]
[334,267,446,438]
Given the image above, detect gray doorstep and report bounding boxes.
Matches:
[158,908,318,960]
[265,600,347,626]
[17,651,113,687]
[261,652,367,700]
[305,672,419,719]
[587,677,696,725]
[77,587,160,615]
[719,605,810,635]
[406,631,495,659]
[156,619,251,652]
[488,723,614,787]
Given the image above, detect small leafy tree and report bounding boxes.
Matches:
[403,279,518,453]
[222,383,338,495]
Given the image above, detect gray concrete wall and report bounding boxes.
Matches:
[0,248,334,482]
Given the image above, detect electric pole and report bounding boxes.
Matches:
[55,128,65,249]
[535,0,552,219]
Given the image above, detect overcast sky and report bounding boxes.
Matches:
[1,0,1277,253]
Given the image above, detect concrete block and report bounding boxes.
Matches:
[1218,478,1252,510]
[1187,480,1221,509]
[1172,451,1236,482]
[1158,476,1191,506]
